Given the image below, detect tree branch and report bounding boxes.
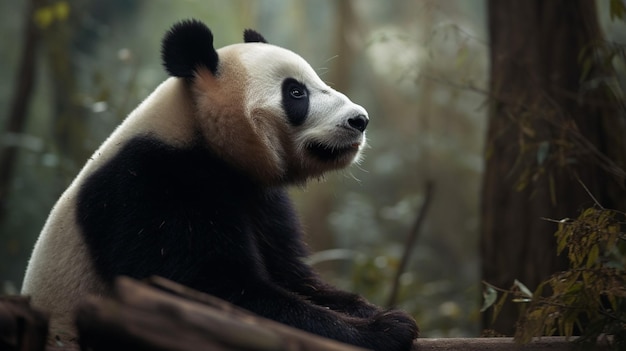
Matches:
[387,181,435,307]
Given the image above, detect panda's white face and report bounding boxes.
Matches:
[204,43,369,184]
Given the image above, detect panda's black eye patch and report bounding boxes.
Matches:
[282,78,310,126]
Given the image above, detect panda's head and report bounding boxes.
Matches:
[162,20,368,185]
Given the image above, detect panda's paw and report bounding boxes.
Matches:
[347,299,382,318]
[330,295,382,318]
[358,309,419,351]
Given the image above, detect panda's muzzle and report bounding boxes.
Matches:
[307,119,366,162]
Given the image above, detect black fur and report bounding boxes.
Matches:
[162,19,219,77]
[282,78,310,126]
[76,136,418,351]
[243,29,268,43]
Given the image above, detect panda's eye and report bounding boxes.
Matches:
[290,85,307,99]
[282,78,309,126]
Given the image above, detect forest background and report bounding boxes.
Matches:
[1,0,624,339]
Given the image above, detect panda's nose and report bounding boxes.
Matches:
[347,114,369,133]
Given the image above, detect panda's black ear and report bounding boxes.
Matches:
[162,19,219,77]
[243,29,268,43]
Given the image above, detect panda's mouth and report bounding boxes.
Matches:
[307,141,360,161]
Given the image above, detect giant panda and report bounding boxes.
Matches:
[21,19,418,350]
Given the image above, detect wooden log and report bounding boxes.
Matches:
[0,296,49,351]
[76,276,368,351]
[146,276,255,318]
[416,337,610,351]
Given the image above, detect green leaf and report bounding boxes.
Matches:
[481,285,497,312]
[34,7,54,28]
[33,1,71,29]
[579,57,593,83]
[563,318,575,338]
[54,1,70,21]
[586,244,599,268]
[610,0,626,20]
[514,279,533,298]
[536,141,550,165]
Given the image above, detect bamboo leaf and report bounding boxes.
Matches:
[610,0,626,20]
[34,7,54,28]
[563,318,574,338]
[579,57,593,83]
[536,141,550,165]
[586,244,599,268]
[514,279,533,298]
[54,2,70,22]
[555,218,571,255]
[33,1,71,28]
[481,285,497,312]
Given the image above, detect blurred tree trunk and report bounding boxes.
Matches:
[481,0,626,335]
[0,0,42,223]
[42,10,91,183]
[329,0,356,93]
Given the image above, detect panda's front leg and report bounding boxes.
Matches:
[290,278,420,343]
[233,279,418,351]
[254,190,384,318]
[278,268,383,319]
[257,230,383,318]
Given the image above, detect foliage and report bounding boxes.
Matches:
[34,1,69,29]
[610,0,626,21]
[509,10,626,198]
[483,205,626,349]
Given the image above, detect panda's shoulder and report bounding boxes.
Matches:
[80,135,250,199]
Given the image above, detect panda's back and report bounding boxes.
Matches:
[20,77,218,335]
[75,134,261,283]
